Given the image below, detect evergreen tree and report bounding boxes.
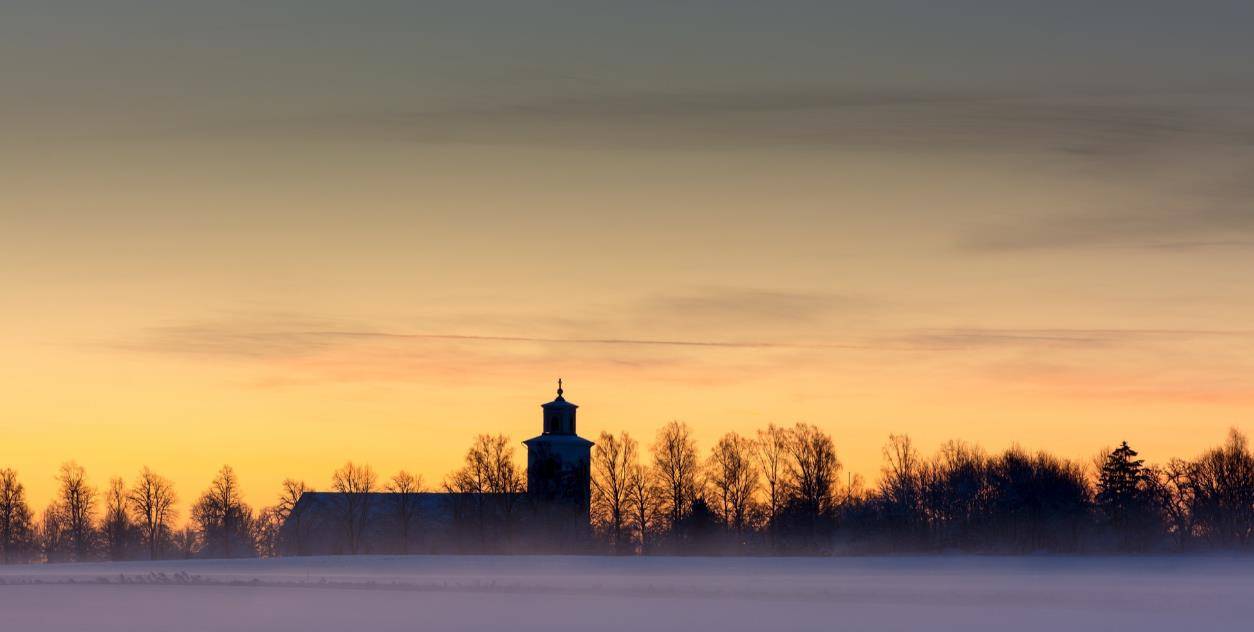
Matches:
[1097,442,1157,549]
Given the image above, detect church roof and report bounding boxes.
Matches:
[523,433,594,447]
[287,491,526,531]
[541,395,577,410]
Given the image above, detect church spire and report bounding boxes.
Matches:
[557,377,564,398]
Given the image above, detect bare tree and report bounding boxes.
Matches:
[923,440,988,549]
[754,424,791,531]
[56,461,97,561]
[625,463,660,554]
[386,470,423,554]
[652,420,701,532]
[275,478,309,520]
[446,435,525,496]
[102,477,133,561]
[192,465,254,558]
[332,461,377,554]
[591,431,637,553]
[880,434,925,542]
[787,423,841,518]
[445,435,525,549]
[39,503,67,562]
[0,469,35,564]
[274,478,309,555]
[1188,429,1254,547]
[128,467,177,560]
[707,432,759,539]
[251,506,283,558]
[1149,458,1196,549]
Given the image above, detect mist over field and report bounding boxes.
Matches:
[3,555,1253,632]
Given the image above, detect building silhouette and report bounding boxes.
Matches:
[524,379,594,522]
[279,381,594,554]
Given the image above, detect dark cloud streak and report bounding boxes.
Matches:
[174,86,1254,158]
[109,319,1254,362]
[959,176,1254,251]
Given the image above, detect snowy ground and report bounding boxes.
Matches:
[2,555,1253,631]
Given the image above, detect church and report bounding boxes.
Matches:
[279,382,595,555]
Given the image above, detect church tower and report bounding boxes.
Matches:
[522,380,594,526]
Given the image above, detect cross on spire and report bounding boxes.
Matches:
[557,377,564,397]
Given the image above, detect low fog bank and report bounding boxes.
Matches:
[2,556,1253,631]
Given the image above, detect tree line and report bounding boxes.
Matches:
[0,461,412,563]
[593,423,1254,554]
[2,425,1254,562]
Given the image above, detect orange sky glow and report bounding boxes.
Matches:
[3,2,1254,515]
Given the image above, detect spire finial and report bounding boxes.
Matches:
[557,377,564,397]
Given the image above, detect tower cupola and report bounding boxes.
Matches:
[541,378,578,434]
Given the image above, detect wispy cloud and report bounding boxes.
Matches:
[108,306,1254,383]
[632,287,870,332]
[895,327,1254,350]
[113,322,892,359]
[108,315,356,360]
[182,86,1254,158]
[303,331,870,349]
[108,288,884,363]
[959,204,1254,252]
[98,309,1254,406]
[1138,240,1254,251]
[958,167,1254,251]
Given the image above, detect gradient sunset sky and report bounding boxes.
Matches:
[4,1,1254,511]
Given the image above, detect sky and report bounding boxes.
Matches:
[3,1,1254,513]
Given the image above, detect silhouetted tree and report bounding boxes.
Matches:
[386,470,423,554]
[333,461,378,554]
[986,447,1090,552]
[251,506,283,557]
[625,463,661,554]
[275,478,310,555]
[921,440,990,550]
[1188,429,1254,548]
[101,477,135,561]
[877,434,926,548]
[192,465,255,558]
[773,424,841,553]
[652,421,700,539]
[38,504,67,563]
[1148,459,1196,549]
[55,462,98,561]
[753,424,791,537]
[787,423,841,519]
[0,469,35,564]
[128,467,177,560]
[591,431,637,553]
[1096,441,1159,550]
[706,432,758,542]
[445,435,524,550]
[446,435,525,496]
